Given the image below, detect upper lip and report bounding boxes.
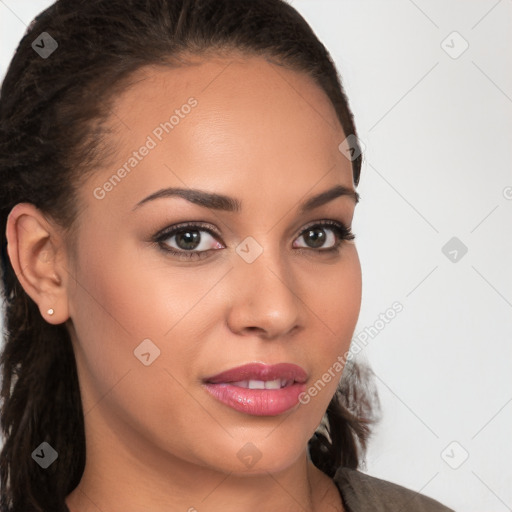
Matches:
[203,362,308,384]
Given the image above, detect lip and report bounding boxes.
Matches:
[204,362,308,384]
[202,363,308,416]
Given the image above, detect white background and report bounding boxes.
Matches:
[1,1,511,511]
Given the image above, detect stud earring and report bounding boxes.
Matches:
[47,308,54,316]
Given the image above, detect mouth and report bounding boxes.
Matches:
[203,362,308,385]
[227,378,295,390]
[202,362,308,416]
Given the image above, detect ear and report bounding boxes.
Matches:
[6,202,70,325]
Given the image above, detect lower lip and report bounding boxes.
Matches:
[203,382,307,416]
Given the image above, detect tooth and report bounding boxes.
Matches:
[264,379,281,390]
[248,380,265,389]
[232,380,249,388]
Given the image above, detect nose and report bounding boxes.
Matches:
[226,244,303,340]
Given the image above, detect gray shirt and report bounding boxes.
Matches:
[333,467,455,511]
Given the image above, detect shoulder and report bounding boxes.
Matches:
[333,467,455,512]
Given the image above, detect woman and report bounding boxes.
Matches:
[0,1,454,511]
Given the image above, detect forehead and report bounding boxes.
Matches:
[85,55,354,215]
[114,54,341,124]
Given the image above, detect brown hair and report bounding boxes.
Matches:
[0,1,377,511]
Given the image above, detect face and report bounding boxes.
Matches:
[64,55,362,476]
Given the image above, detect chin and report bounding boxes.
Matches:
[206,433,308,476]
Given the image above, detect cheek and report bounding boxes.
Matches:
[297,247,361,410]
[66,239,222,463]
[66,235,228,413]
[308,246,362,350]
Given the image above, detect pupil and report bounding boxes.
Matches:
[306,228,325,248]
[177,230,200,250]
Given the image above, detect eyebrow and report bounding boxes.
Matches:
[132,184,359,213]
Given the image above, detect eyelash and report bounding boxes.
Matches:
[152,220,355,260]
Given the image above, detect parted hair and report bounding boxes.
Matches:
[0,1,379,511]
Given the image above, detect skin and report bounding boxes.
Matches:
[6,55,361,512]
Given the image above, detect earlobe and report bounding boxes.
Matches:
[6,202,70,324]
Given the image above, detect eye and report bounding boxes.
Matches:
[293,220,355,253]
[153,220,355,260]
[154,221,222,260]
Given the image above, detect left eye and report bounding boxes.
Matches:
[154,220,354,260]
[293,223,344,250]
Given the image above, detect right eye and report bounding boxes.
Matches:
[153,221,224,260]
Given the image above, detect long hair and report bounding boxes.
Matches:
[0,1,378,510]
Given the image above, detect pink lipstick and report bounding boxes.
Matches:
[202,362,308,416]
